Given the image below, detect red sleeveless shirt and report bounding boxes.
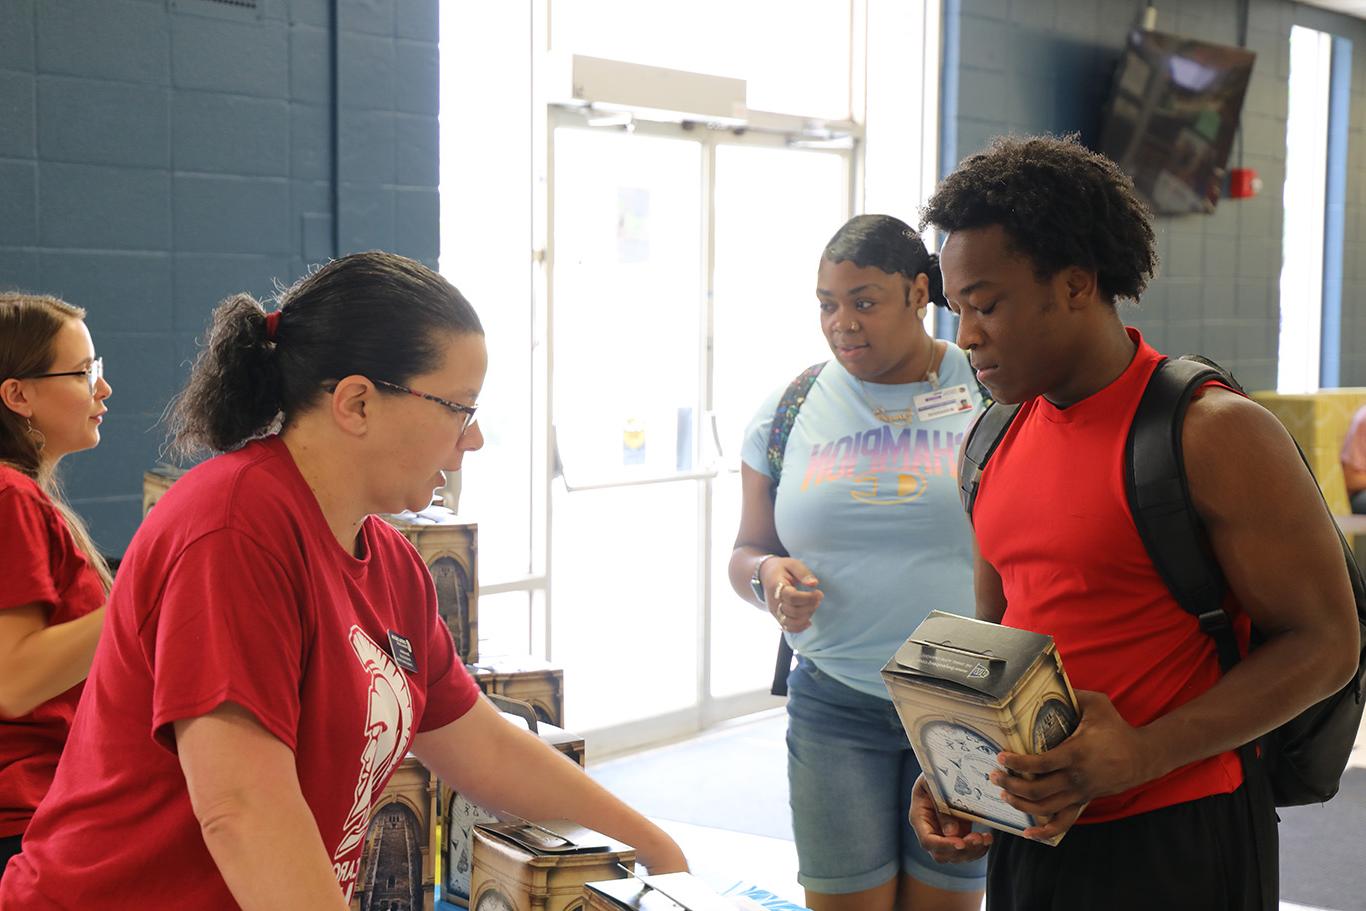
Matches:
[975,328,1247,823]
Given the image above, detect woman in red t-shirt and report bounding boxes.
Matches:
[0,294,113,880]
[1,252,686,910]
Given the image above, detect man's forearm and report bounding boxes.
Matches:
[1138,625,1357,783]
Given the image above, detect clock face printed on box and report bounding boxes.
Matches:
[1031,697,1079,754]
[921,720,1032,830]
[445,792,497,899]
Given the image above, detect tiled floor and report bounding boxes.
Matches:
[591,710,1366,911]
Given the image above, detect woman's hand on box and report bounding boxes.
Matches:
[762,558,823,634]
[992,689,1158,842]
[634,831,690,875]
[908,774,992,863]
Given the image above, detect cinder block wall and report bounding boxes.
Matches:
[944,0,1366,392]
[0,0,440,555]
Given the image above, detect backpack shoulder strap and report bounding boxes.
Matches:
[766,362,826,489]
[1125,356,1241,670]
[959,401,1022,518]
[763,362,825,698]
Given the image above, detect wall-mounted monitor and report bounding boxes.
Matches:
[1098,30,1256,215]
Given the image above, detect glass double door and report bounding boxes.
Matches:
[549,120,847,750]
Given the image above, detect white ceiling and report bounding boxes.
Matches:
[1300,0,1366,20]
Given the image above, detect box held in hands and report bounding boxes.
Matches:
[881,611,1081,845]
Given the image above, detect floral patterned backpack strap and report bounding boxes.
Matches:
[765,362,826,493]
[762,361,824,699]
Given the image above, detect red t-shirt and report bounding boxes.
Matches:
[0,466,105,838]
[974,328,1248,823]
[1,437,481,908]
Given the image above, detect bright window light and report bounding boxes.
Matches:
[1277,26,1332,394]
[550,0,853,120]
[438,3,535,600]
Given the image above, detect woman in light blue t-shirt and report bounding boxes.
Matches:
[728,215,985,911]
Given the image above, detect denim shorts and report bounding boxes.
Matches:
[786,657,988,895]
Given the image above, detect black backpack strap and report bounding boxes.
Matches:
[959,401,1022,519]
[765,362,825,697]
[1124,357,1242,669]
[770,637,795,698]
[1126,356,1284,900]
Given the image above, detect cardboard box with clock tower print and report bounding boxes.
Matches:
[439,697,587,909]
[881,611,1081,845]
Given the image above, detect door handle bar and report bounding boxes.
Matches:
[558,466,720,493]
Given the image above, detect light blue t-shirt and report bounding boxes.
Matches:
[741,346,982,698]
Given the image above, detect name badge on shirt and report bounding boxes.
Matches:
[388,630,418,674]
[914,384,975,421]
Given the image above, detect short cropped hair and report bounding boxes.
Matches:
[822,214,947,308]
[921,134,1157,303]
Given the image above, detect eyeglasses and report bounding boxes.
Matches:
[372,378,478,435]
[21,357,103,394]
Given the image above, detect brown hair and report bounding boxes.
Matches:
[169,251,483,456]
[0,293,113,590]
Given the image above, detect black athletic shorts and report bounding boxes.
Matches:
[986,784,1276,911]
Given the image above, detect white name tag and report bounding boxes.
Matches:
[914,384,975,421]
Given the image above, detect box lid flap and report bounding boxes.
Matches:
[881,611,1052,700]
[475,818,629,856]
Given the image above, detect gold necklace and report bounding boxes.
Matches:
[858,383,918,425]
[857,340,943,425]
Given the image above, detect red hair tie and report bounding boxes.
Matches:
[264,310,281,342]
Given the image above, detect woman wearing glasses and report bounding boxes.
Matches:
[0,294,112,882]
[2,253,685,910]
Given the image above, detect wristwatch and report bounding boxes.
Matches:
[750,554,778,605]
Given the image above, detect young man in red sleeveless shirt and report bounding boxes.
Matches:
[907,134,1359,910]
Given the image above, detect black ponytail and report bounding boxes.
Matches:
[168,294,283,456]
[169,251,482,457]
[924,252,947,309]
[822,214,947,309]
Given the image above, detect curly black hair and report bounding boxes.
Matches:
[921,134,1157,304]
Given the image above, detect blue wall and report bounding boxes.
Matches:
[943,0,1321,393]
[0,0,440,556]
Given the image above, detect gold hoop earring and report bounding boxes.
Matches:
[916,307,927,321]
[25,419,45,452]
